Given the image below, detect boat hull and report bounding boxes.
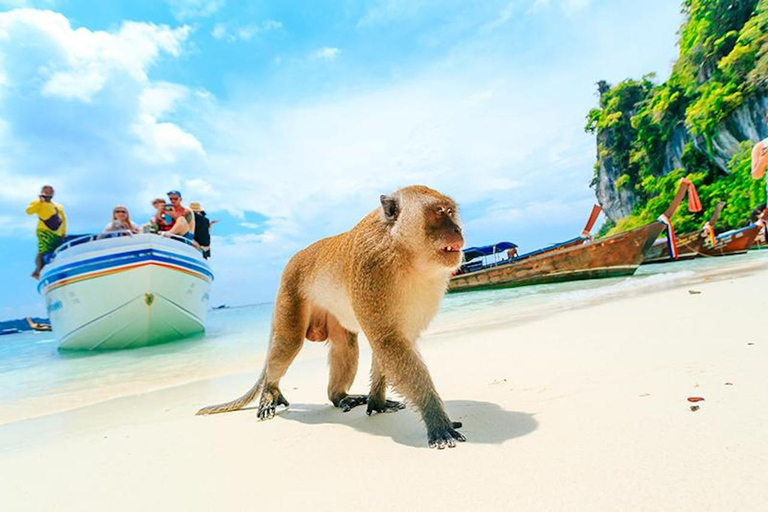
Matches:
[449,222,664,293]
[39,234,212,350]
[643,224,761,264]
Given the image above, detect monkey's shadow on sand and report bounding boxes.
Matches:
[265,400,537,448]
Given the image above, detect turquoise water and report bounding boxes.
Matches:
[1,250,766,422]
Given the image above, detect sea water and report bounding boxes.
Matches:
[1,250,766,423]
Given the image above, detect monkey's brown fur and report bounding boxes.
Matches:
[197,185,466,448]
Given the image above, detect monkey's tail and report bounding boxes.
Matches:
[196,372,265,415]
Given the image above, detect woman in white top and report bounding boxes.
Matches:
[104,205,141,234]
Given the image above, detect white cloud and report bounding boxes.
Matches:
[528,0,593,15]
[167,0,224,21]
[314,47,340,61]
[482,2,516,32]
[0,10,190,103]
[211,20,282,42]
[131,116,205,164]
[0,8,205,225]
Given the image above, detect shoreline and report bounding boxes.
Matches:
[2,254,767,427]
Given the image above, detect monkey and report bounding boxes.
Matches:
[197,185,466,449]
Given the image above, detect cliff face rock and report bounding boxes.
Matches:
[693,94,768,172]
[663,123,691,175]
[594,131,637,222]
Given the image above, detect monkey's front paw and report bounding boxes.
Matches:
[257,390,289,420]
[366,399,405,415]
[337,394,368,412]
[427,423,466,449]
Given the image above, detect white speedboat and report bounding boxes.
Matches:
[38,232,213,350]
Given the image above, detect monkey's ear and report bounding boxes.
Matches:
[380,194,399,221]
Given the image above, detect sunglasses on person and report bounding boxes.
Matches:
[40,195,53,200]
[168,196,180,201]
[114,210,127,214]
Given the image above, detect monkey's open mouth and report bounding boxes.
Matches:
[441,245,462,253]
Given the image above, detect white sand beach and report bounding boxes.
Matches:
[1,259,767,511]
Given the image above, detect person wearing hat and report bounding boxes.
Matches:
[189,201,217,259]
[26,184,67,279]
[166,190,195,235]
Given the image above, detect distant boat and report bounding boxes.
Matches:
[449,178,699,293]
[644,201,761,263]
[39,232,213,350]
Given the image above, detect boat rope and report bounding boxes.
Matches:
[657,213,679,260]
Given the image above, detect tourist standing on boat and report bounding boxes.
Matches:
[189,202,217,259]
[167,190,195,234]
[25,185,66,280]
[104,205,141,234]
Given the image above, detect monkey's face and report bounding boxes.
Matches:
[381,186,464,270]
[422,201,464,269]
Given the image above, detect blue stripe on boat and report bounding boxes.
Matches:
[38,249,213,293]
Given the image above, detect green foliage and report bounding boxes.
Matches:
[614,174,631,190]
[588,0,767,236]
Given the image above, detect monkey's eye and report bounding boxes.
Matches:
[436,206,446,215]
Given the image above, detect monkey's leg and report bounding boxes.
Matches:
[327,322,367,412]
[374,338,465,449]
[257,295,308,420]
[366,354,405,415]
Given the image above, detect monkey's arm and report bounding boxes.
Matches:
[368,332,465,449]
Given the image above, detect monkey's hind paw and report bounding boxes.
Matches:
[257,390,290,421]
[427,424,466,449]
[366,399,405,416]
[337,394,368,413]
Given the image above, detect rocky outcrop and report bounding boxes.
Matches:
[663,123,691,175]
[594,131,637,222]
[692,94,768,172]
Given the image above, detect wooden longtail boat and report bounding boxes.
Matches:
[448,179,698,293]
[644,202,761,263]
[454,204,603,276]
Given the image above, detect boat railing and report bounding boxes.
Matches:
[53,230,198,257]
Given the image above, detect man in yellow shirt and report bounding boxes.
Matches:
[26,185,67,279]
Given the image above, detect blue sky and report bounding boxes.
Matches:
[0,0,683,319]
